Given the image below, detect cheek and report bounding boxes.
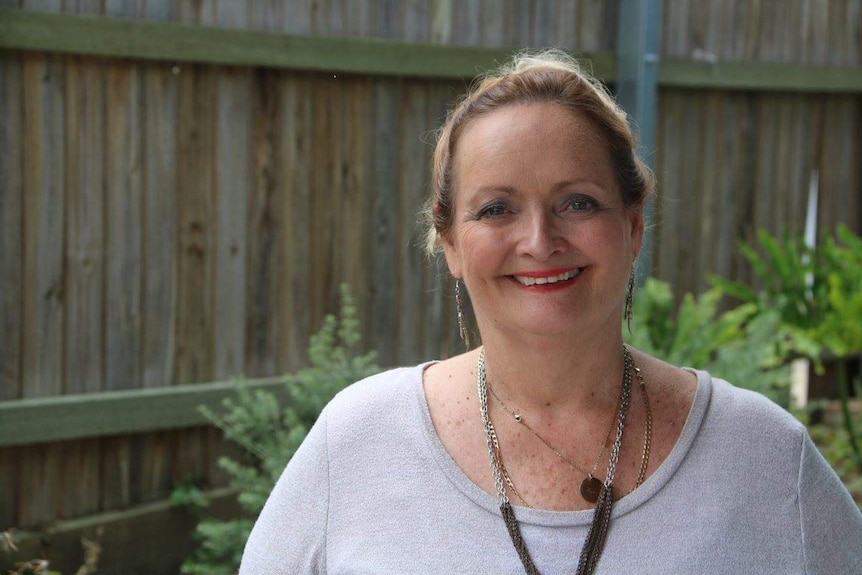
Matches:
[444,223,495,279]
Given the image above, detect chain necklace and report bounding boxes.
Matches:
[477,346,635,575]
[488,362,652,504]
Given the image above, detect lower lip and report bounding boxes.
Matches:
[509,273,580,292]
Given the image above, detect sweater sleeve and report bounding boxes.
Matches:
[239,411,330,575]
[798,430,862,574]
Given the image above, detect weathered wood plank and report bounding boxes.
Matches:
[342,77,373,336]
[396,80,428,363]
[0,446,15,528]
[249,0,283,33]
[0,8,545,79]
[280,0,312,35]
[479,0,504,47]
[18,443,63,526]
[754,95,778,238]
[369,78,400,366]
[373,0,402,39]
[403,0,430,42]
[104,59,143,392]
[213,68,249,379]
[308,75,335,336]
[208,4,250,491]
[175,64,215,385]
[0,52,23,401]
[18,30,65,534]
[677,92,704,296]
[21,0,61,11]
[819,96,859,231]
[102,55,143,513]
[503,0,531,47]
[244,70,282,377]
[143,0,176,22]
[715,93,744,281]
[323,75,345,311]
[431,0,452,44]
[141,65,178,388]
[136,430,172,504]
[172,6,215,511]
[654,90,681,288]
[280,72,313,371]
[554,0,577,50]
[452,0,480,45]
[64,57,104,396]
[578,0,610,53]
[21,52,65,400]
[697,91,721,293]
[61,56,104,521]
[0,376,293,447]
[139,58,179,511]
[59,438,100,518]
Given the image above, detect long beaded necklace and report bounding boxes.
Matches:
[488,364,652,504]
[477,346,635,575]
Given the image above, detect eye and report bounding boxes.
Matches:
[477,202,510,219]
[563,195,600,214]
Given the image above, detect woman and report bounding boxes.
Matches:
[240,51,862,574]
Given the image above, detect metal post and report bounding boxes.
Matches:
[616,0,662,282]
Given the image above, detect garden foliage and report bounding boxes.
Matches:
[708,225,862,496]
[180,285,379,575]
[709,225,862,362]
[624,277,791,406]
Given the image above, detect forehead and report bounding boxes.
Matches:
[452,102,615,191]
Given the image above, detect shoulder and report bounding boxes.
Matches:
[683,371,807,490]
[324,363,428,416]
[706,374,805,437]
[318,363,431,446]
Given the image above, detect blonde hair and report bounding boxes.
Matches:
[423,49,655,254]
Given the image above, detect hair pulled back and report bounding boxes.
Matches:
[424,49,655,255]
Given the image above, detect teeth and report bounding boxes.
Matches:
[514,269,580,286]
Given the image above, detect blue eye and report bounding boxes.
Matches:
[565,195,599,213]
[478,203,509,218]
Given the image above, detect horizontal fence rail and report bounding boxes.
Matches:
[0,378,292,447]
[2,8,862,92]
[0,8,614,81]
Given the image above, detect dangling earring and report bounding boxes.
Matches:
[455,280,470,348]
[625,269,636,332]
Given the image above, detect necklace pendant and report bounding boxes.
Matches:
[514,414,523,422]
[580,475,603,504]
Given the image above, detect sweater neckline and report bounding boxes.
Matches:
[412,362,713,527]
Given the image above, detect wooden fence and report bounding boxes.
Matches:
[0,0,860,572]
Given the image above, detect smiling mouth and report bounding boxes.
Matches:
[512,269,581,286]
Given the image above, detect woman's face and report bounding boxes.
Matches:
[442,103,643,341]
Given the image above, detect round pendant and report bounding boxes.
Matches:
[580,476,603,504]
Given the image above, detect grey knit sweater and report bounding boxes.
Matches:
[240,364,862,574]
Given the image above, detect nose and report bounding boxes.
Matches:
[516,210,563,261]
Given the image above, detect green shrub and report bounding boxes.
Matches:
[181,285,380,575]
[708,225,862,491]
[709,225,862,361]
[625,277,791,407]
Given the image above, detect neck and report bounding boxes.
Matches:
[476,323,626,415]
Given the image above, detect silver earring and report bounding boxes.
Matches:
[455,280,470,348]
[625,269,636,332]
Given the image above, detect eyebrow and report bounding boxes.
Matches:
[472,179,610,197]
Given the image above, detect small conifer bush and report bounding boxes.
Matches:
[181,285,380,575]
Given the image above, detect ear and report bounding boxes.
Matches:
[441,232,463,280]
